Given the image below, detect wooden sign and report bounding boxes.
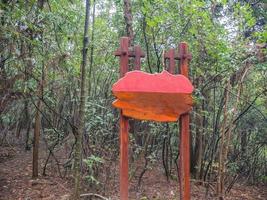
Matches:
[112,70,193,121]
[113,37,193,200]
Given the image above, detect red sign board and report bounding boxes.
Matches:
[112,70,193,121]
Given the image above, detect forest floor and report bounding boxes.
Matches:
[0,145,266,200]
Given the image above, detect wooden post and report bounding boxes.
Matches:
[115,37,130,200]
[164,48,176,74]
[120,114,129,200]
[115,37,145,200]
[132,45,145,70]
[164,45,191,199]
[178,42,191,200]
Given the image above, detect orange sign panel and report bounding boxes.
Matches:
[112,70,194,122]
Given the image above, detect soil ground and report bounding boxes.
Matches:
[0,145,266,200]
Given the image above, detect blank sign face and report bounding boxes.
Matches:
[112,70,194,122]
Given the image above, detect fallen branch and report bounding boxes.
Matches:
[80,193,109,200]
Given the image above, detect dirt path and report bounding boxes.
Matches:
[0,145,266,200]
[0,146,70,200]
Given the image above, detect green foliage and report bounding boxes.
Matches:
[83,155,104,185]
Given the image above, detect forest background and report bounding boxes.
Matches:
[0,0,266,199]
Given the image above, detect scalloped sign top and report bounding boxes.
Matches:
[112,70,194,122]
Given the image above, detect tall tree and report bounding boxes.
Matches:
[72,0,90,199]
[32,0,45,179]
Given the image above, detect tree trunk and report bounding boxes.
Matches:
[195,102,203,179]
[142,14,152,73]
[191,77,204,179]
[32,62,45,178]
[72,0,90,199]
[32,96,42,178]
[217,80,231,198]
[123,0,134,45]
[88,0,95,96]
